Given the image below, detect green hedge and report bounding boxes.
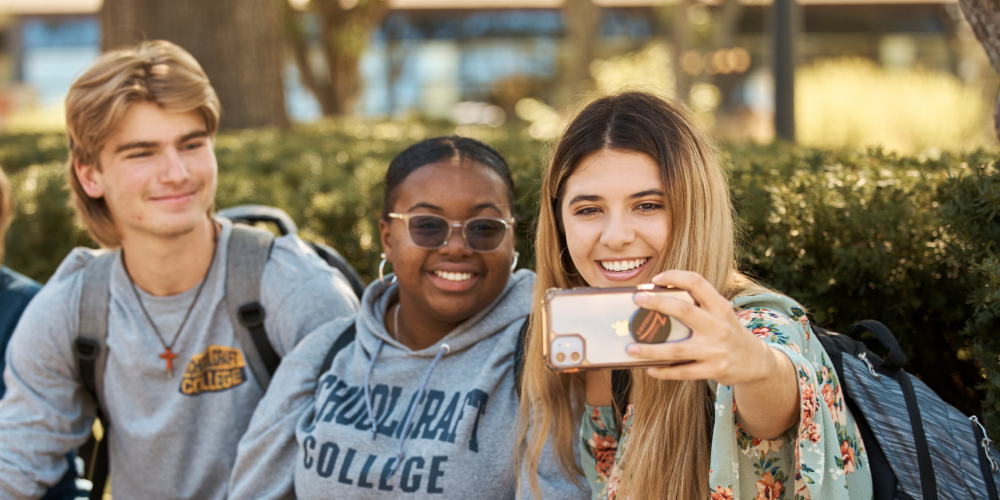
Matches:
[3,123,1000,440]
[730,145,995,421]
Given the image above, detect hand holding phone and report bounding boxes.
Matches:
[621,270,791,390]
[542,284,696,372]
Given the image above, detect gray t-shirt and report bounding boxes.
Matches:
[0,218,359,499]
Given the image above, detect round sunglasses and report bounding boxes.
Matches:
[387,213,514,252]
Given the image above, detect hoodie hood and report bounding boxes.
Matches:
[356,269,535,358]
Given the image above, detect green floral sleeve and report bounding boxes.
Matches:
[580,403,635,500]
[576,293,873,500]
[709,293,873,500]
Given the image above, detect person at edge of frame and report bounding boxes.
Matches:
[515,91,873,500]
[0,40,359,500]
[0,166,80,499]
[228,136,590,499]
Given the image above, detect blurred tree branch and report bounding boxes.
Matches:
[713,0,744,51]
[670,0,693,101]
[957,0,1000,142]
[285,0,390,116]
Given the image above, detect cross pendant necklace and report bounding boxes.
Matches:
[123,222,219,378]
[159,348,178,376]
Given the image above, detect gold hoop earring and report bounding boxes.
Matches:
[379,253,397,286]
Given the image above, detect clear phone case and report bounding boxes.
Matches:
[542,285,695,372]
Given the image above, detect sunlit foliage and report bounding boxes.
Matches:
[797,58,997,154]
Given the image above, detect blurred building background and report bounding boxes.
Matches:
[0,0,996,153]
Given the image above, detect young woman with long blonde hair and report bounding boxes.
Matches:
[517,91,872,499]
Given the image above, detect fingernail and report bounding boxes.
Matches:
[633,292,651,304]
[626,344,639,355]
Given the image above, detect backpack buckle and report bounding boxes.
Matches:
[238,302,266,328]
[75,338,101,361]
[858,352,880,378]
[971,416,998,472]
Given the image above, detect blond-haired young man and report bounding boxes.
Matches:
[0,41,359,499]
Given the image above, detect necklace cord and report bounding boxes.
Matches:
[122,221,220,363]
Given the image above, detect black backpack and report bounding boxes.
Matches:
[817,320,1000,500]
[75,206,363,500]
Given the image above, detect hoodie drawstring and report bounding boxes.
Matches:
[363,341,452,478]
[362,339,386,440]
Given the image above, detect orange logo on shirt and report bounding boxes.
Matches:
[180,345,247,396]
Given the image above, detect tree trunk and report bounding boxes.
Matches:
[559,0,601,105]
[100,0,289,130]
[957,0,1000,142]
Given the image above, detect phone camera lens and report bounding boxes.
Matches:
[556,352,566,362]
[570,352,580,362]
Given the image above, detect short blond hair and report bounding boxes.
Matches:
[0,166,12,265]
[66,40,221,248]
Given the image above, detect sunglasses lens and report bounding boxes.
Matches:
[407,215,450,248]
[465,219,507,251]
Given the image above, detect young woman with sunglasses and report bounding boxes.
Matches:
[229,136,587,499]
[516,92,872,499]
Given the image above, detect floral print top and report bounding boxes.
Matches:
[579,293,873,500]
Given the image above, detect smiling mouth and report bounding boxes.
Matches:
[434,270,474,282]
[151,190,198,202]
[599,258,649,273]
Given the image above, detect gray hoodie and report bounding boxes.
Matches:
[229,269,588,499]
[0,218,359,500]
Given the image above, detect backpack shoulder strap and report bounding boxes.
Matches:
[514,316,529,398]
[76,251,116,426]
[76,252,117,500]
[225,225,279,391]
[321,321,357,375]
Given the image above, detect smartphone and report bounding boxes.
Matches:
[542,284,696,372]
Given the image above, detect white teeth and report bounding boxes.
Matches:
[601,258,648,272]
[434,270,472,282]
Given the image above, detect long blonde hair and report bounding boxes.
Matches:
[516,91,768,499]
[65,40,221,248]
